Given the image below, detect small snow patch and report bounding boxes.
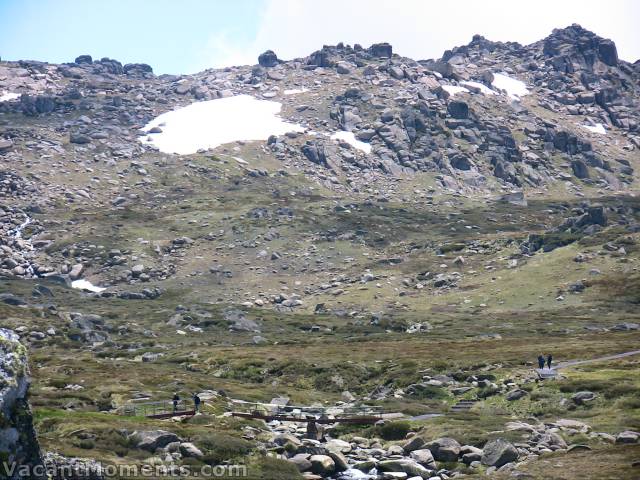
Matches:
[330,131,372,154]
[441,85,469,97]
[491,73,529,100]
[0,92,20,102]
[582,123,607,135]
[461,81,496,96]
[71,279,106,293]
[140,95,304,155]
[283,88,308,95]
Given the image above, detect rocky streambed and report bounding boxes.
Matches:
[247,405,640,479]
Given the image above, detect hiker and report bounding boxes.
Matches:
[547,354,553,370]
[537,355,545,370]
[172,393,180,413]
[193,393,201,413]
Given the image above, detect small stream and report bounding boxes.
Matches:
[10,214,35,276]
[9,214,105,291]
[11,214,32,243]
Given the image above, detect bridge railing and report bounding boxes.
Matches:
[120,399,192,417]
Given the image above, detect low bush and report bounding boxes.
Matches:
[197,433,253,464]
[377,421,411,441]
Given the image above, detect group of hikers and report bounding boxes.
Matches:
[172,393,202,413]
[538,354,553,370]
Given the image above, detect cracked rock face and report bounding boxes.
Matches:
[0,328,44,479]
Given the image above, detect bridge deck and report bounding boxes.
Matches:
[229,400,384,424]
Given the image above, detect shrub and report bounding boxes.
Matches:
[75,439,95,450]
[377,421,411,441]
[477,386,501,399]
[197,434,252,464]
[409,385,449,400]
[529,389,553,401]
[254,456,302,480]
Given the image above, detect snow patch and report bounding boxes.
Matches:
[0,92,20,102]
[491,73,529,100]
[441,85,469,97]
[582,123,607,135]
[140,95,304,155]
[71,279,106,293]
[460,81,496,96]
[283,88,308,95]
[330,131,372,154]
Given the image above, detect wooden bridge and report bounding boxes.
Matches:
[120,399,196,419]
[229,400,384,424]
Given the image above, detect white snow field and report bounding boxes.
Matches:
[330,131,372,154]
[140,94,304,155]
[441,85,469,97]
[0,91,20,102]
[582,123,607,135]
[71,279,106,293]
[491,73,530,100]
[461,81,496,95]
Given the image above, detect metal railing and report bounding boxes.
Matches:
[120,399,194,417]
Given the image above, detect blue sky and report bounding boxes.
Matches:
[1,0,638,74]
[0,0,265,74]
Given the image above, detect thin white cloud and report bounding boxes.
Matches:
[199,0,640,70]
[194,30,259,72]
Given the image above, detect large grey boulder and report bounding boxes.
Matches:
[409,448,436,468]
[0,329,45,479]
[327,451,349,471]
[179,442,204,459]
[368,42,392,58]
[572,391,597,405]
[309,455,335,475]
[615,431,639,444]
[288,453,312,471]
[571,159,590,179]
[461,445,483,464]
[427,437,461,462]
[402,435,426,452]
[272,433,301,447]
[128,430,181,451]
[258,50,279,67]
[69,132,91,144]
[378,459,431,478]
[481,438,519,467]
[447,100,469,119]
[225,309,260,333]
[74,54,93,64]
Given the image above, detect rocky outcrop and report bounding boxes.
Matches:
[0,329,44,479]
[258,50,279,68]
[128,430,182,452]
[481,438,519,468]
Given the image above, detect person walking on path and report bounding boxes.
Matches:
[538,355,545,370]
[193,393,201,413]
[546,354,553,370]
[172,393,180,413]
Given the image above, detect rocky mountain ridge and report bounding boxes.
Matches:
[1,25,638,300]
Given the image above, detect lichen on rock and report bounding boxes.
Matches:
[0,328,44,479]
